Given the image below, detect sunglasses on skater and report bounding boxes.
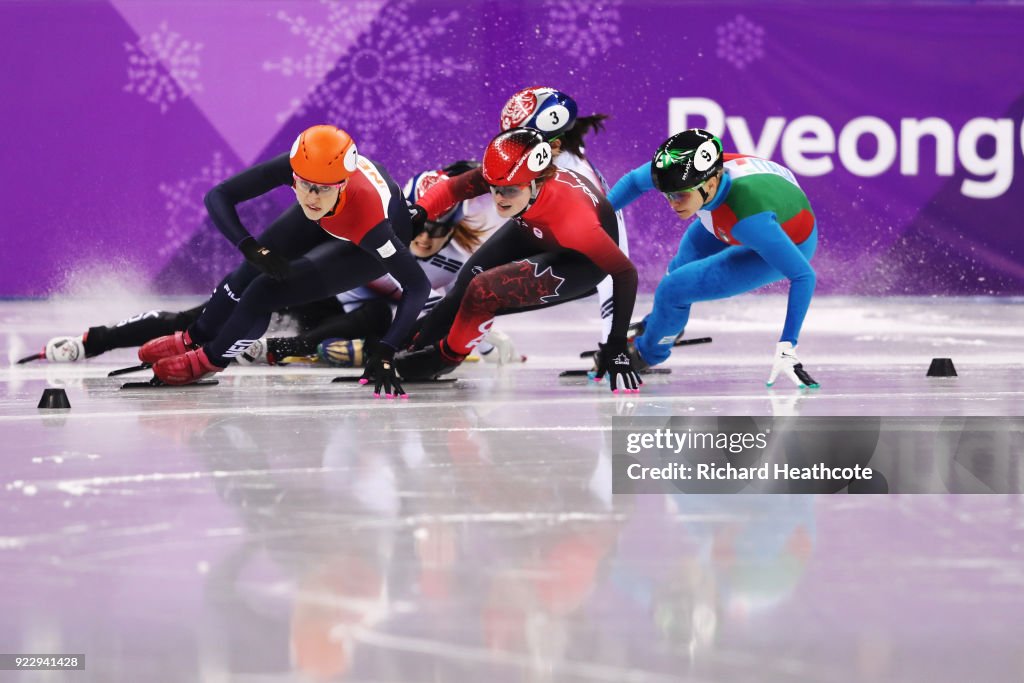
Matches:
[662,181,708,203]
[293,173,347,195]
[489,184,528,198]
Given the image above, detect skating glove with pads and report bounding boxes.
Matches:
[767,341,820,389]
[596,336,643,394]
[360,343,407,398]
[239,237,291,281]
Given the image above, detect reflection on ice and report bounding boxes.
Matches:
[1,297,1023,681]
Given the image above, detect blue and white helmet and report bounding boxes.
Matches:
[500,86,578,141]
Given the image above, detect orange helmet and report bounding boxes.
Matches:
[289,125,358,185]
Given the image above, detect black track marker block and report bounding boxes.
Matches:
[927,358,957,377]
[38,388,71,409]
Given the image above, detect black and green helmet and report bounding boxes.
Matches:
[650,129,724,194]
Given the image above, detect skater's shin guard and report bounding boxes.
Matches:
[447,317,495,356]
[446,277,504,355]
[188,275,247,345]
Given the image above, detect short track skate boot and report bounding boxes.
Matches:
[395,339,465,380]
[317,338,365,368]
[627,340,650,373]
[153,348,224,386]
[44,336,86,362]
[139,330,197,364]
[236,337,273,365]
[626,320,646,342]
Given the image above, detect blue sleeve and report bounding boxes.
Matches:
[358,222,430,350]
[731,214,816,344]
[607,162,655,212]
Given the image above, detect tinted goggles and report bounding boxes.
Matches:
[662,181,706,203]
[293,173,346,195]
[489,184,528,198]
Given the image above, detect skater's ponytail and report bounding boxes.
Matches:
[451,221,487,253]
[559,114,609,158]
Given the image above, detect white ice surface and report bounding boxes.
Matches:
[1,296,1022,682]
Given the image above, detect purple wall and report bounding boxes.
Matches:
[3,0,1024,297]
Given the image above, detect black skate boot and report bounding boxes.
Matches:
[396,339,465,380]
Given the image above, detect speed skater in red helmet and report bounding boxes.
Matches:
[498,86,629,351]
[396,128,642,394]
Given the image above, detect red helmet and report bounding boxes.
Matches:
[289,125,358,185]
[481,128,553,186]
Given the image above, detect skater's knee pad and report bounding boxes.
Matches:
[218,262,261,297]
[237,276,285,314]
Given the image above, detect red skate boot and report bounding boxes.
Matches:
[153,348,224,385]
[139,330,197,364]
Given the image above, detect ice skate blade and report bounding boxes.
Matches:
[559,368,671,378]
[121,378,219,389]
[109,363,152,377]
[579,336,712,358]
[332,376,457,384]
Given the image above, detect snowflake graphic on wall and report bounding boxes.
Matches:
[544,0,622,68]
[124,22,203,113]
[287,0,472,161]
[716,15,765,70]
[264,0,384,87]
[157,152,233,261]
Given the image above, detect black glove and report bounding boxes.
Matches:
[359,343,407,398]
[408,203,428,232]
[596,336,643,393]
[239,236,291,281]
